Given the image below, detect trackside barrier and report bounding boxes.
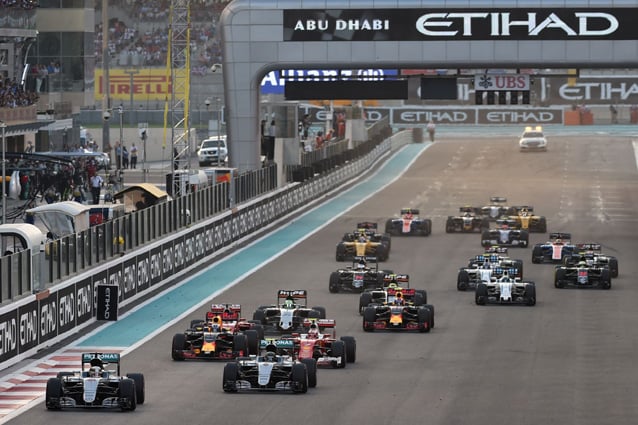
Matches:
[0,129,412,369]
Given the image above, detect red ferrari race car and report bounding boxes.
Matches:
[269,319,356,369]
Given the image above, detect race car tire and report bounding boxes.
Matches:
[475,284,488,305]
[171,333,186,361]
[520,230,529,247]
[457,270,470,291]
[234,334,248,356]
[118,378,137,411]
[609,258,619,278]
[376,272,386,287]
[307,310,321,320]
[362,307,376,332]
[480,230,491,247]
[423,304,435,328]
[532,245,543,263]
[524,284,536,306]
[382,234,392,251]
[376,244,389,261]
[251,324,265,340]
[190,319,204,329]
[415,289,428,305]
[291,363,308,393]
[359,292,372,315]
[311,306,327,319]
[329,272,341,293]
[480,219,490,231]
[300,358,318,388]
[600,269,611,290]
[385,219,396,236]
[252,309,266,324]
[423,219,432,236]
[417,308,432,333]
[126,373,145,404]
[222,363,239,393]
[554,269,566,288]
[513,260,524,278]
[342,232,353,242]
[45,378,63,410]
[335,244,347,261]
[56,371,74,379]
[538,217,547,233]
[244,330,259,355]
[445,218,454,233]
[331,340,347,368]
[340,336,357,363]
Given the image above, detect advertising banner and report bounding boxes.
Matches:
[0,309,18,363]
[94,68,186,102]
[284,9,638,42]
[96,285,119,321]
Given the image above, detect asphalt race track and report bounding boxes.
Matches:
[6,131,638,425]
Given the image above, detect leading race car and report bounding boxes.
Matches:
[554,261,612,289]
[475,270,536,306]
[445,206,489,233]
[329,256,387,293]
[563,243,619,278]
[335,222,391,261]
[172,304,261,360]
[252,290,326,334]
[45,352,145,411]
[222,349,312,394]
[507,206,547,233]
[362,293,434,333]
[531,232,575,263]
[384,208,432,236]
[481,220,529,248]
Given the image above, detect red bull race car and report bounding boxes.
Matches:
[362,290,434,333]
[172,304,261,360]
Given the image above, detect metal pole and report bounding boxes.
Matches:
[142,130,147,183]
[101,0,110,158]
[1,121,6,224]
[217,97,221,166]
[118,105,124,188]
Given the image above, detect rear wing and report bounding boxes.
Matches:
[356,221,378,231]
[512,205,534,213]
[575,243,601,252]
[495,218,520,227]
[400,208,419,215]
[459,206,480,214]
[383,273,410,286]
[277,290,308,307]
[81,352,121,374]
[303,318,336,329]
[549,232,572,242]
[260,338,295,352]
[484,246,508,254]
[207,303,242,321]
[489,197,507,203]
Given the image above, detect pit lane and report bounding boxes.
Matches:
[5,129,638,425]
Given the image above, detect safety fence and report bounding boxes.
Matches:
[0,128,412,368]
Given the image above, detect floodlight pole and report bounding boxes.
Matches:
[1,121,6,224]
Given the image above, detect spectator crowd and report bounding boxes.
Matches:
[0,78,39,108]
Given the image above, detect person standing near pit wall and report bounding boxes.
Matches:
[426,120,436,142]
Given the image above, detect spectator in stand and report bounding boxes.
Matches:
[315,131,324,149]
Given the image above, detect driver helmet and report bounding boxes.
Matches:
[356,259,367,270]
[89,366,102,377]
[578,260,587,267]
[394,292,404,305]
[307,324,319,338]
[283,297,296,308]
[358,234,367,243]
[211,323,221,332]
[554,238,563,245]
[264,351,277,362]
[404,212,413,219]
